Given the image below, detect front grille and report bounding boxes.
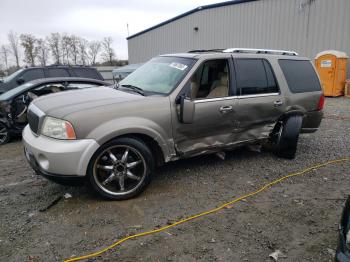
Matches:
[27,108,40,134]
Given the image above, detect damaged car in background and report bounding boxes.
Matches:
[0,77,109,145]
[22,48,324,200]
[337,196,350,262]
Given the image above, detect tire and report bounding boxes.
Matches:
[272,115,303,159]
[0,122,10,145]
[87,137,155,200]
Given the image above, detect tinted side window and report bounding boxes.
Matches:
[278,60,321,93]
[72,68,100,79]
[235,59,278,95]
[21,69,45,82]
[47,68,70,77]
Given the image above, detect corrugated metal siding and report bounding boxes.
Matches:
[128,0,350,76]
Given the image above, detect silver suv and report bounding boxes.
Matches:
[23,48,324,200]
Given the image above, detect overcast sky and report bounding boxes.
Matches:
[0,0,224,63]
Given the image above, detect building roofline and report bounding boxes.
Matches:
[127,0,259,40]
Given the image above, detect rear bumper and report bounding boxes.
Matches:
[300,110,323,133]
[23,125,99,177]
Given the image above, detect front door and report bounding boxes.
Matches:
[173,58,239,155]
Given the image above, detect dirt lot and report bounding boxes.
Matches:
[0,97,349,262]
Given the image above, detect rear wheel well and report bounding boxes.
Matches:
[107,133,165,166]
[271,113,303,138]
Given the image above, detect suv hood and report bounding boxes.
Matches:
[32,87,144,118]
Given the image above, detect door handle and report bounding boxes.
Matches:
[219,105,233,114]
[274,100,283,107]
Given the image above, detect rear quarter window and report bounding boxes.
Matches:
[72,68,101,80]
[278,60,321,93]
[47,68,70,77]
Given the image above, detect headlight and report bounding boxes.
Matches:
[41,116,76,140]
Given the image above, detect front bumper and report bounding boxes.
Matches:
[23,125,99,177]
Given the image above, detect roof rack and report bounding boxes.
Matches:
[222,48,298,56]
[188,49,224,53]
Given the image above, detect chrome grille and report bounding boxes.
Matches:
[27,108,40,134]
[27,104,45,135]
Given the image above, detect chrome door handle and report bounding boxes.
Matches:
[274,100,283,107]
[219,105,233,114]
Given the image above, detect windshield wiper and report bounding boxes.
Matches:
[120,84,145,96]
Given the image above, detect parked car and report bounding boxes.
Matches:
[0,77,110,145]
[0,65,104,94]
[112,63,142,82]
[336,196,350,261]
[23,48,324,200]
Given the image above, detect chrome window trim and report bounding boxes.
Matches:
[238,93,280,99]
[194,92,279,103]
[194,96,238,104]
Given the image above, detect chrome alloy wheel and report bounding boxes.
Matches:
[0,123,9,145]
[92,145,147,196]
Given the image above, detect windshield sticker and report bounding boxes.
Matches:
[169,62,188,71]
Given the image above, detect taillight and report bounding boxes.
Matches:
[317,94,325,110]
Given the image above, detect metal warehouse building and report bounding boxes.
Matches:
[127,0,350,76]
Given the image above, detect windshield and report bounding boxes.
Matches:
[0,82,33,100]
[3,69,25,83]
[119,57,195,94]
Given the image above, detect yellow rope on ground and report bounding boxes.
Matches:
[64,156,350,262]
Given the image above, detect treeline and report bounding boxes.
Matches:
[0,31,126,75]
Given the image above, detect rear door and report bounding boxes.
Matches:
[232,58,285,141]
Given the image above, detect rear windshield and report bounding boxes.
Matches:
[278,60,321,93]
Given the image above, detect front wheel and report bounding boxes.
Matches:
[271,115,303,159]
[87,137,154,200]
[0,122,10,145]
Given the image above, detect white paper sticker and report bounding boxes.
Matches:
[321,60,332,68]
[169,62,188,71]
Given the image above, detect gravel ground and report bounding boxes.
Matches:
[0,97,349,262]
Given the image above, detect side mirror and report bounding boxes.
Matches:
[179,95,195,124]
[17,78,25,84]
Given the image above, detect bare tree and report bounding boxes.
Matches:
[101,37,115,65]
[48,33,62,64]
[69,35,79,65]
[78,37,88,65]
[61,33,71,65]
[20,34,38,66]
[1,45,9,71]
[88,40,101,65]
[7,31,20,68]
[36,38,49,66]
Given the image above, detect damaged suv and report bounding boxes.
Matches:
[23,48,324,200]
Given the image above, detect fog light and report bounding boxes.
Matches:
[38,154,49,170]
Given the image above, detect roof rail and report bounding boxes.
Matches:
[188,49,224,53]
[222,48,298,56]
